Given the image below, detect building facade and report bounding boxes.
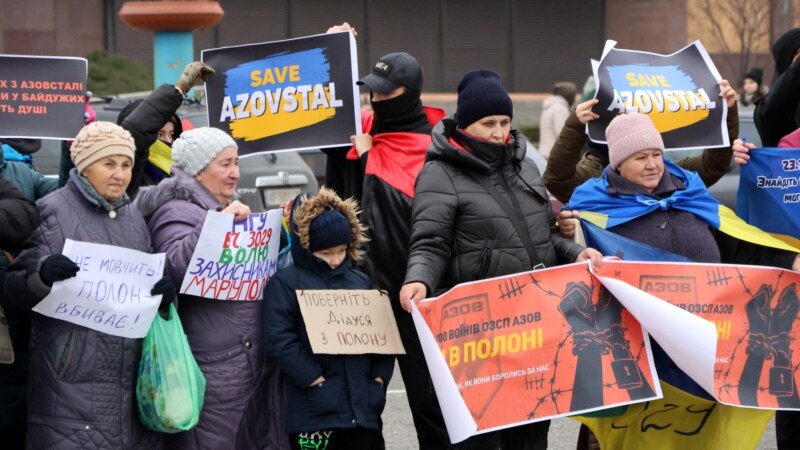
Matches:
[0,0,794,92]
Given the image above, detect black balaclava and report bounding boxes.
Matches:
[370,89,431,135]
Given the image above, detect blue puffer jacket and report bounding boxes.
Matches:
[263,189,394,434]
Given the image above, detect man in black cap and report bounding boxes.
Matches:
[322,44,451,450]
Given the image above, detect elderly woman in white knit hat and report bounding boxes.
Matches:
[1,121,175,449]
[135,127,276,449]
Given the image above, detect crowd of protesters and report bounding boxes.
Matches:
[2,22,800,450]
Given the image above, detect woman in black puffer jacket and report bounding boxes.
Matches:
[400,70,601,450]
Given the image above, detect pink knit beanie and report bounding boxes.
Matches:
[605,113,665,169]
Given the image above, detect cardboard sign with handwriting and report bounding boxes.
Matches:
[296,289,405,355]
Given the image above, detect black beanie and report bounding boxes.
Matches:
[309,208,352,253]
[743,67,763,86]
[455,70,513,129]
[772,28,800,76]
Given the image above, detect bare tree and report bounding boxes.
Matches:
[692,0,775,81]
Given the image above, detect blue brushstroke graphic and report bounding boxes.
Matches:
[224,48,330,98]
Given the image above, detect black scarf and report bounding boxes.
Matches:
[370,90,431,135]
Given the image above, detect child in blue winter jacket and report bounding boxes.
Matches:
[264,187,394,450]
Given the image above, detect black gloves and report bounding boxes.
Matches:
[151,276,177,318]
[40,254,79,286]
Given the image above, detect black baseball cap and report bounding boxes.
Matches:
[357,52,423,94]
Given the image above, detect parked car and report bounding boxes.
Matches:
[31,92,319,212]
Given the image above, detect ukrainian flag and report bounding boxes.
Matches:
[737,147,800,250]
[568,160,800,255]
[577,382,772,450]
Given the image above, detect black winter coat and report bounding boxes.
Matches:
[0,175,39,253]
[119,83,184,198]
[404,118,584,294]
[755,58,800,147]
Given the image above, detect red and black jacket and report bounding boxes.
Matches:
[356,106,446,297]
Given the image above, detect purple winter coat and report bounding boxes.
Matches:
[1,171,161,450]
[135,168,284,449]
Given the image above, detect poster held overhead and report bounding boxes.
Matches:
[0,55,87,139]
[202,31,361,155]
[589,40,728,151]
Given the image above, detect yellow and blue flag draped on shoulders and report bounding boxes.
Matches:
[566,160,788,449]
[567,159,800,254]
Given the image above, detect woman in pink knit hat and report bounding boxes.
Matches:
[565,112,800,450]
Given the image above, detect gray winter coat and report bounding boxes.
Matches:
[404,117,584,294]
[1,171,161,450]
[135,168,273,449]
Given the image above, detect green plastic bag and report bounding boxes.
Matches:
[136,303,206,433]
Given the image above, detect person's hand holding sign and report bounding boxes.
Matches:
[732,138,754,166]
[400,282,427,313]
[327,22,357,36]
[576,99,600,124]
[718,79,737,108]
[557,210,580,239]
[351,134,373,157]
[222,200,251,221]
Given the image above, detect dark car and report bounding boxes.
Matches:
[31,92,318,212]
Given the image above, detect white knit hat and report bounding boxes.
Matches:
[172,127,237,176]
[70,121,135,173]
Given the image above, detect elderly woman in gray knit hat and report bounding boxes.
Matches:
[2,121,175,449]
[135,127,281,449]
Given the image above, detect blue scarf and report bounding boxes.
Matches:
[566,159,721,229]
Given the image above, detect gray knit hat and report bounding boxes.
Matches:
[172,127,237,176]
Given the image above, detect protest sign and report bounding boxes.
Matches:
[589,40,728,151]
[295,289,405,355]
[411,259,800,442]
[737,147,800,244]
[32,239,165,339]
[202,31,360,155]
[596,260,800,410]
[0,55,87,139]
[180,210,282,301]
[412,262,660,442]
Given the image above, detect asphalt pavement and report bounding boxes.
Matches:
[382,362,778,450]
